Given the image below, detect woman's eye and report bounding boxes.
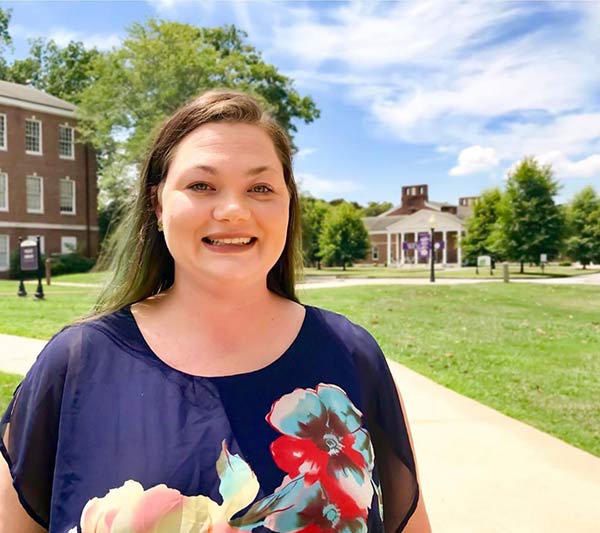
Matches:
[251,184,272,193]
[190,182,212,192]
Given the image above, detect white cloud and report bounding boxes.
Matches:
[295,148,317,160]
[296,173,362,197]
[450,146,498,176]
[266,1,600,179]
[536,152,600,179]
[47,28,121,51]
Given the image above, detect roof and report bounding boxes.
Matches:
[0,80,77,115]
[363,215,407,231]
[425,200,453,210]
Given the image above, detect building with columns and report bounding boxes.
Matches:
[362,185,478,267]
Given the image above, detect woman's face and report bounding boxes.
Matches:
[156,122,290,288]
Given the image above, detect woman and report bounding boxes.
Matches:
[0,91,431,532]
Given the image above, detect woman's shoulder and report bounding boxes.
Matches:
[29,307,135,377]
[306,305,385,364]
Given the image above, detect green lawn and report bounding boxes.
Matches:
[0,280,598,457]
[301,265,600,279]
[300,284,600,457]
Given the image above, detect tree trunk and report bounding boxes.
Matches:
[342,263,346,271]
[520,261,524,274]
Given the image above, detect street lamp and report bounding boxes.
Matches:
[429,214,436,283]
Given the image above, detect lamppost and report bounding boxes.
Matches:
[429,214,436,283]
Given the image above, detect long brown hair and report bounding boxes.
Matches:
[92,90,302,317]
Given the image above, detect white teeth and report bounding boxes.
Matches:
[207,237,253,245]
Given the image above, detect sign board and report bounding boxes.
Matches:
[417,232,430,258]
[477,255,491,267]
[20,239,39,271]
[540,253,547,264]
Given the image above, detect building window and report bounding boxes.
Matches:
[59,125,75,159]
[0,114,6,150]
[0,235,8,271]
[60,178,76,214]
[0,173,7,212]
[372,245,379,260]
[26,175,44,213]
[27,235,45,255]
[411,186,417,195]
[25,118,42,154]
[61,236,77,254]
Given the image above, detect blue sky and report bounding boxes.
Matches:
[4,0,599,206]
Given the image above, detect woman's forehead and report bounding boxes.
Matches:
[172,122,280,163]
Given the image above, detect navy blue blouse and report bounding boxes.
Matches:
[1,305,418,533]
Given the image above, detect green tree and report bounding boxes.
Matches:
[318,203,370,270]
[0,7,13,78]
[77,20,319,165]
[565,186,600,268]
[500,157,565,273]
[362,201,393,217]
[76,20,319,235]
[461,188,503,266]
[2,38,100,103]
[300,195,331,268]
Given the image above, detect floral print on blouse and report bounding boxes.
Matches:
[73,384,381,533]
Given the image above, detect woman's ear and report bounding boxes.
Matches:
[151,183,163,220]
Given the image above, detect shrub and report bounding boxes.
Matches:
[9,250,95,279]
[559,261,572,267]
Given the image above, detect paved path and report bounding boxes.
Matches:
[1,333,598,531]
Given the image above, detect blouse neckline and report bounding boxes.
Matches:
[122,304,311,381]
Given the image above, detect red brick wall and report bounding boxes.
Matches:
[0,104,98,277]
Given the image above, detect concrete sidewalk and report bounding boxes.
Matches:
[1,334,599,531]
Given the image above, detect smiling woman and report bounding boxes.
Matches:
[0,91,430,533]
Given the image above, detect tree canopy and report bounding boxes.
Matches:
[318,203,370,270]
[499,157,564,272]
[461,188,503,264]
[565,186,600,268]
[77,20,319,167]
[300,194,331,268]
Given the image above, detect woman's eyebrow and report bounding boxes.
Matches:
[191,164,278,176]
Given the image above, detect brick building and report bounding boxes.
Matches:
[0,81,98,278]
[362,184,478,266]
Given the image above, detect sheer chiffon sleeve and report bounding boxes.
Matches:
[0,326,82,528]
[338,317,420,532]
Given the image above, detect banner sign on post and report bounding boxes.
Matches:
[540,253,547,264]
[418,232,430,258]
[20,239,39,271]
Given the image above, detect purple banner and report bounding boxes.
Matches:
[417,232,430,257]
[20,244,38,271]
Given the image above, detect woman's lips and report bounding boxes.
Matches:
[201,236,257,253]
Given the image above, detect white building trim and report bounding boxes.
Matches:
[0,96,76,118]
[0,221,99,231]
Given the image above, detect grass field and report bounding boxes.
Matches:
[0,276,598,456]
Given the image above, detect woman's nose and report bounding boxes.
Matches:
[212,193,251,222]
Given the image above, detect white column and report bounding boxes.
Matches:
[443,230,447,266]
[395,233,400,267]
[414,233,418,265]
[457,231,463,267]
[387,232,392,266]
[400,232,405,265]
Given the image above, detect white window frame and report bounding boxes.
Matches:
[26,175,44,214]
[58,124,75,160]
[0,234,8,271]
[372,245,379,260]
[27,235,45,255]
[61,236,77,254]
[59,177,76,215]
[25,117,42,155]
[0,172,7,212]
[0,114,7,151]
